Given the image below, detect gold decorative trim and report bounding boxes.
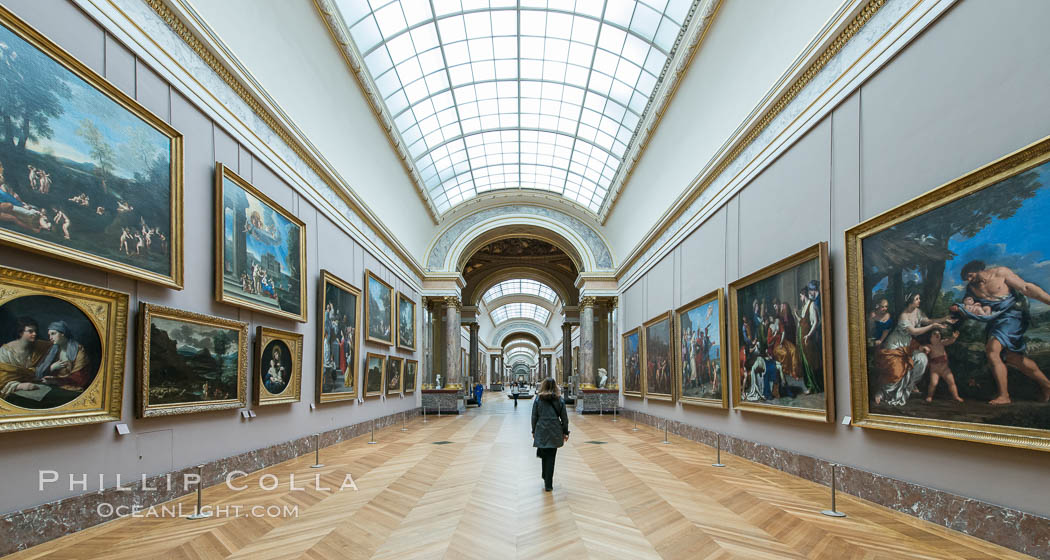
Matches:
[363,352,386,398]
[642,311,675,403]
[396,292,417,351]
[364,270,395,346]
[579,296,598,309]
[443,296,462,311]
[385,356,404,396]
[674,288,729,409]
[254,326,303,406]
[317,269,360,404]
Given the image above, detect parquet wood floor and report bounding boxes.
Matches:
[5,393,1031,559]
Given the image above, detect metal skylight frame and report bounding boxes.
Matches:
[490,302,551,324]
[332,0,698,216]
[482,279,560,304]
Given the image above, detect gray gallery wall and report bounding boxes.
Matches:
[0,0,420,515]
[620,0,1050,519]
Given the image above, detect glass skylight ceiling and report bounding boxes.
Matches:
[336,0,696,214]
[482,279,559,304]
[490,302,551,324]
[507,348,538,363]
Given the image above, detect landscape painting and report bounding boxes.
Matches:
[386,356,403,395]
[623,328,642,397]
[848,137,1050,451]
[255,326,302,406]
[397,292,415,351]
[676,289,728,408]
[364,353,384,397]
[318,270,359,403]
[644,312,673,401]
[365,271,393,345]
[729,243,833,422]
[0,266,127,431]
[138,303,247,417]
[404,359,418,393]
[217,164,305,322]
[0,10,182,287]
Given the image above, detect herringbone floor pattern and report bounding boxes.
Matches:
[5,393,1030,559]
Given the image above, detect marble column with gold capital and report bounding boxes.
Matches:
[561,322,572,385]
[580,296,597,387]
[468,322,479,387]
[444,296,461,388]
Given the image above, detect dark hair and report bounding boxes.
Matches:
[15,316,38,338]
[537,377,561,400]
[960,260,986,281]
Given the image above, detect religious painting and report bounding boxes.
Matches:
[728,242,833,422]
[364,353,384,397]
[847,136,1050,451]
[137,303,247,417]
[254,326,301,406]
[644,312,674,402]
[365,270,393,345]
[386,356,403,395]
[622,328,642,398]
[0,266,127,431]
[215,164,306,322]
[317,270,359,403]
[404,359,418,393]
[0,8,183,288]
[396,292,416,351]
[675,288,728,408]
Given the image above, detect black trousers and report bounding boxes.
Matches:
[537,447,558,489]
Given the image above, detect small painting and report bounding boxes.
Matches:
[0,266,127,431]
[318,270,359,403]
[397,292,416,351]
[0,8,183,288]
[386,356,403,395]
[404,359,418,393]
[216,164,306,322]
[847,136,1050,451]
[254,326,302,406]
[623,328,642,398]
[364,353,384,397]
[728,242,833,422]
[365,270,393,345]
[675,288,728,408]
[644,312,673,401]
[138,303,247,417]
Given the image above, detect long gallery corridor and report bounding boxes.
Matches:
[7,392,1026,560]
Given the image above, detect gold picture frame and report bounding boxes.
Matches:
[643,311,674,402]
[317,270,360,403]
[254,326,302,406]
[404,359,418,393]
[675,288,729,409]
[846,135,1050,452]
[0,266,128,432]
[0,6,183,289]
[622,327,643,399]
[728,242,834,422]
[386,355,403,396]
[364,270,394,346]
[363,352,385,398]
[214,163,307,322]
[137,303,248,417]
[396,291,416,351]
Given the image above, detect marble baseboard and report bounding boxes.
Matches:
[626,410,1049,559]
[421,391,464,414]
[575,390,620,414]
[0,408,420,556]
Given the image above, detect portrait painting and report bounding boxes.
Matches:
[404,359,418,393]
[0,266,127,431]
[397,292,415,351]
[138,303,247,417]
[644,312,674,401]
[386,356,403,395]
[675,288,728,408]
[622,328,642,398]
[318,270,359,403]
[254,326,302,406]
[847,136,1050,451]
[0,8,182,288]
[728,242,833,422]
[364,353,384,397]
[216,164,305,322]
[365,270,393,345]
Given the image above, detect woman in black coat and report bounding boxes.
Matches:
[531,377,570,492]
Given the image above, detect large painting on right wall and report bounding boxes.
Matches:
[847,136,1050,452]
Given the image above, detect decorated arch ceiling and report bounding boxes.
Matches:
[332,0,701,217]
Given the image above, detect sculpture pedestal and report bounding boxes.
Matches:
[422,389,466,414]
[575,389,619,413]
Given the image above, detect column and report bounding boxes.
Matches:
[468,322,479,387]
[580,296,596,387]
[608,298,619,387]
[444,296,461,388]
[561,322,572,385]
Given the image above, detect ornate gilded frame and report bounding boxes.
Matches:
[0,6,183,289]
[846,136,1050,452]
[396,291,416,351]
[643,311,675,402]
[404,359,418,393]
[386,355,403,396]
[674,288,729,409]
[254,326,302,406]
[317,269,360,403]
[728,242,834,422]
[363,352,385,398]
[137,303,248,417]
[622,327,643,399]
[364,270,394,345]
[0,266,128,432]
[214,163,307,322]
